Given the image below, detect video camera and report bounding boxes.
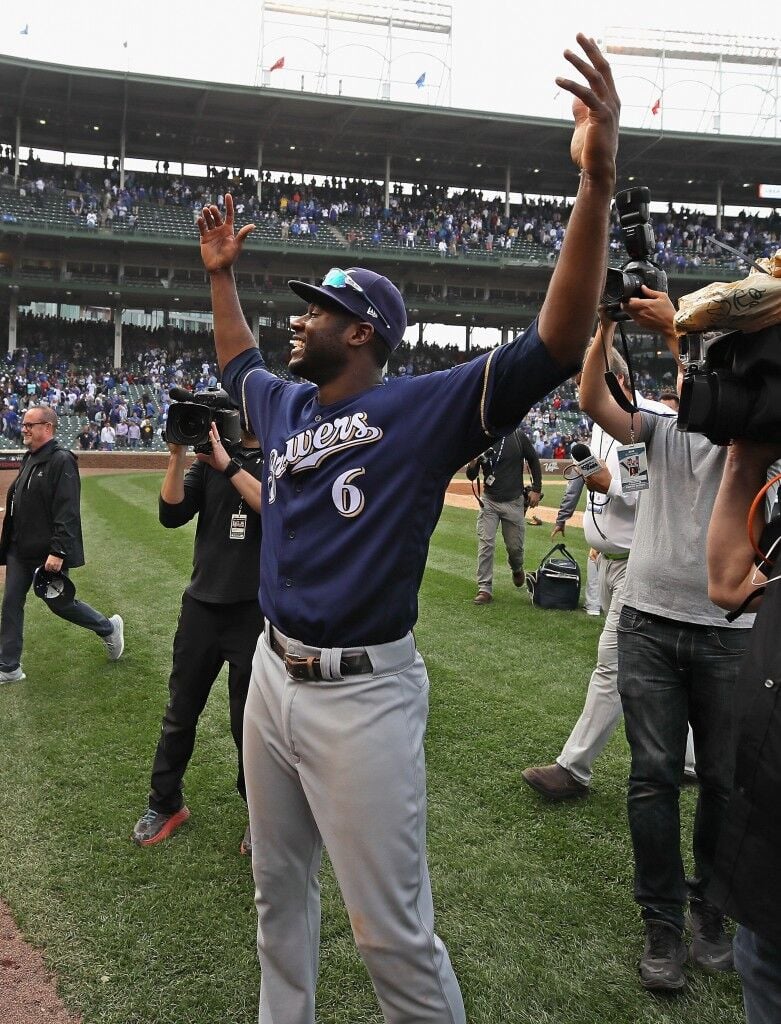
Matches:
[165,386,242,453]
[677,324,781,445]
[601,186,668,321]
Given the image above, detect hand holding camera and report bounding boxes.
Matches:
[195,423,230,472]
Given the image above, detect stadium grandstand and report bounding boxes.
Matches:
[0,53,779,454]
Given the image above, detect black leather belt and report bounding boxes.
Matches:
[269,628,373,681]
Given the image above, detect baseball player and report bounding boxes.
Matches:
[199,34,619,1024]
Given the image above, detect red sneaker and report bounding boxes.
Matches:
[132,806,190,846]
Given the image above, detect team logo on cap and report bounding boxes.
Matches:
[366,307,378,319]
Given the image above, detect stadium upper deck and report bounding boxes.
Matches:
[0,53,779,356]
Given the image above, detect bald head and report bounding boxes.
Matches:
[37,406,59,430]
[21,405,58,451]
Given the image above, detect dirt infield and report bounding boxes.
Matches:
[0,902,82,1024]
[444,482,583,527]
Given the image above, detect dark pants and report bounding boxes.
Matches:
[617,606,748,931]
[0,549,112,673]
[734,927,781,1024]
[148,592,263,814]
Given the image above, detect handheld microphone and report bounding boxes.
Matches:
[570,442,602,479]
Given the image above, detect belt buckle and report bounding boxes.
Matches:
[283,652,321,681]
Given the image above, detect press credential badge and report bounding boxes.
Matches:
[616,442,650,493]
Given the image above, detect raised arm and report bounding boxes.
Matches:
[577,317,634,443]
[538,35,620,368]
[198,194,257,371]
[707,442,781,611]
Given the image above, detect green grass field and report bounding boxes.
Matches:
[0,473,743,1024]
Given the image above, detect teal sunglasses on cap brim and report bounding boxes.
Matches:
[321,267,392,330]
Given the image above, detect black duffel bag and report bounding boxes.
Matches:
[525,543,581,610]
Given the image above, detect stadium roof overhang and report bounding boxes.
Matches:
[1,54,779,211]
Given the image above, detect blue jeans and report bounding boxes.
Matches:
[0,550,112,672]
[617,606,748,931]
[734,926,781,1024]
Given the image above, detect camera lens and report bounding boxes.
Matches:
[177,409,204,439]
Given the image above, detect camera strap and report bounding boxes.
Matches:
[601,321,639,418]
[471,477,484,509]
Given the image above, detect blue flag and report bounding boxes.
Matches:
[415,72,426,89]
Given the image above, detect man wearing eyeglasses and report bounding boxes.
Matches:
[0,406,124,684]
[199,34,619,1024]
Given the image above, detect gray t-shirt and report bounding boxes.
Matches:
[621,411,753,629]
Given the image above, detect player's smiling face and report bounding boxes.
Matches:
[288,303,358,385]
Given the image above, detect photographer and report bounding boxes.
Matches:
[132,417,263,851]
[579,287,752,992]
[466,426,541,604]
[707,441,781,1024]
[523,342,676,800]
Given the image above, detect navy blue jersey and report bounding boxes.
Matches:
[223,319,566,646]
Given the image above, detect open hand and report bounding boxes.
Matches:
[198,193,256,274]
[556,34,620,181]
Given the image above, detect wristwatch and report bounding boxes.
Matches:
[223,457,243,479]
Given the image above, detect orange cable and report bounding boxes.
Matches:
[748,472,781,560]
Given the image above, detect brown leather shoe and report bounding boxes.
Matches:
[473,591,493,605]
[521,763,589,801]
[512,571,525,587]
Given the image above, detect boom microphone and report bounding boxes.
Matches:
[169,386,235,409]
[570,442,602,478]
[169,386,195,403]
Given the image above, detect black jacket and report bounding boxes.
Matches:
[0,439,85,568]
[466,427,542,502]
[709,578,781,943]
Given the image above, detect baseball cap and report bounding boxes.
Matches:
[33,566,76,609]
[288,267,407,351]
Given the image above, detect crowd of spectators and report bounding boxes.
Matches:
[2,313,676,458]
[2,148,778,269]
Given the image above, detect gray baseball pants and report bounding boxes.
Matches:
[243,624,466,1024]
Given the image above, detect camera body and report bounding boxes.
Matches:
[677,323,781,444]
[165,386,242,453]
[602,186,668,321]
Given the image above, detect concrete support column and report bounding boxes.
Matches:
[501,326,508,346]
[715,180,723,231]
[8,291,18,354]
[418,322,424,344]
[504,164,511,218]
[384,154,391,210]
[465,324,472,353]
[441,282,448,299]
[251,311,261,344]
[119,129,126,190]
[14,117,21,182]
[113,306,122,368]
[256,142,263,201]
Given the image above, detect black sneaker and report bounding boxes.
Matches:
[639,920,687,991]
[689,900,733,972]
